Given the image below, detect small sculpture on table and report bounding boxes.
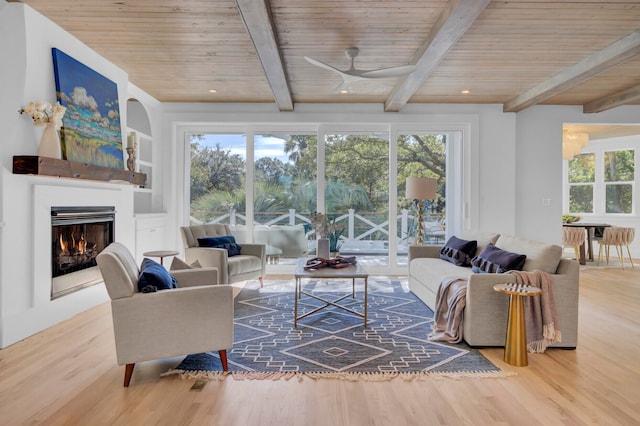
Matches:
[126,147,136,172]
[304,255,357,270]
[126,131,137,172]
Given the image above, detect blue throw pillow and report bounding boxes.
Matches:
[439,236,477,267]
[198,235,236,247]
[138,258,178,292]
[220,242,242,257]
[197,236,242,257]
[470,243,526,274]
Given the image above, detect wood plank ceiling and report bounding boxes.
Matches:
[10,0,640,113]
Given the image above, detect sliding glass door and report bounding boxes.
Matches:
[324,131,390,265]
[188,133,247,225]
[183,124,464,272]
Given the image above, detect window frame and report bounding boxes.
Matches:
[563,138,637,218]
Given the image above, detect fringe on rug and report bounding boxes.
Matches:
[161,369,516,382]
[161,369,228,381]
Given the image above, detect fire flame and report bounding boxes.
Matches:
[59,230,86,254]
[59,233,68,253]
[77,234,86,254]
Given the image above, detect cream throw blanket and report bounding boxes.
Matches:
[509,270,562,353]
[428,277,468,343]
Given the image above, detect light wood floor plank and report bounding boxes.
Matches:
[1,267,638,425]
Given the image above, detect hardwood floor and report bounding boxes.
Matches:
[1,267,638,425]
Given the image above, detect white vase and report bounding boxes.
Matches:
[38,122,62,159]
[317,237,330,259]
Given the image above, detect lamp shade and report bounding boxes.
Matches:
[406,177,437,200]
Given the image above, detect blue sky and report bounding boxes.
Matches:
[197,133,292,163]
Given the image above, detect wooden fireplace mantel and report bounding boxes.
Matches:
[13,156,147,186]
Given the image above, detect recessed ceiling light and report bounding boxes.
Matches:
[339,89,349,94]
[461,89,470,94]
[209,89,217,93]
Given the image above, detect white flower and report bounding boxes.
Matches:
[19,100,67,130]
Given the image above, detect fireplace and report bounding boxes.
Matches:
[51,206,115,299]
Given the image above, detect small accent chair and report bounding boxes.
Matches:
[181,224,266,286]
[562,226,586,263]
[96,242,234,387]
[597,227,635,269]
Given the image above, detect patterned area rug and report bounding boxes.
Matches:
[163,277,511,381]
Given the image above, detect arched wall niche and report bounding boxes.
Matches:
[127,98,151,135]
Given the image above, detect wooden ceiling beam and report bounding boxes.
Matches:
[583,84,640,114]
[384,0,491,112]
[235,0,293,111]
[504,29,640,113]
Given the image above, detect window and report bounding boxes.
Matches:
[397,133,447,247]
[564,145,636,217]
[568,153,595,214]
[182,122,468,272]
[253,131,317,224]
[189,133,247,225]
[324,131,390,264]
[604,150,634,214]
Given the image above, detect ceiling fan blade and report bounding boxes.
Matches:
[359,65,417,79]
[304,56,348,76]
[333,79,354,94]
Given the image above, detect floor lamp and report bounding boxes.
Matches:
[406,177,437,245]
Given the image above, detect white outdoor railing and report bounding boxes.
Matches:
[190,208,445,243]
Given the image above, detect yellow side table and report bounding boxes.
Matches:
[493,283,542,367]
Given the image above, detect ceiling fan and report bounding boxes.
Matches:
[304,47,417,93]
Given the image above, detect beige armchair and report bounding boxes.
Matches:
[96,242,234,387]
[180,224,266,286]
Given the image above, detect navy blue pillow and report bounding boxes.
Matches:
[198,236,236,247]
[439,236,477,267]
[197,236,242,257]
[138,258,178,292]
[219,242,242,257]
[470,243,526,274]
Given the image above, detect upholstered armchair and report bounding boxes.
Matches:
[180,224,266,286]
[96,242,234,387]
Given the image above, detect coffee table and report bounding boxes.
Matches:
[294,257,369,327]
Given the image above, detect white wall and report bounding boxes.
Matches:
[160,102,518,257]
[159,102,640,263]
[0,3,159,347]
[515,105,640,252]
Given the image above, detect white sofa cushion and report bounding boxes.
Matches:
[458,230,500,257]
[495,234,562,274]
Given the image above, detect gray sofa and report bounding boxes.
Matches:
[409,230,579,348]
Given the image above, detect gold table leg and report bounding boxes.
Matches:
[294,277,299,328]
[504,294,528,366]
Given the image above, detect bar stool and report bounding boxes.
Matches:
[597,227,635,269]
[562,226,586,263]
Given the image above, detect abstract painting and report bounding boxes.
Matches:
[52,48,124,169]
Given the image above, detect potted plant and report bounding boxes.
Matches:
[310,212,344,258]
[327,218,345,256]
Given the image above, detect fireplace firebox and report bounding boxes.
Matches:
[51,206,115,299]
